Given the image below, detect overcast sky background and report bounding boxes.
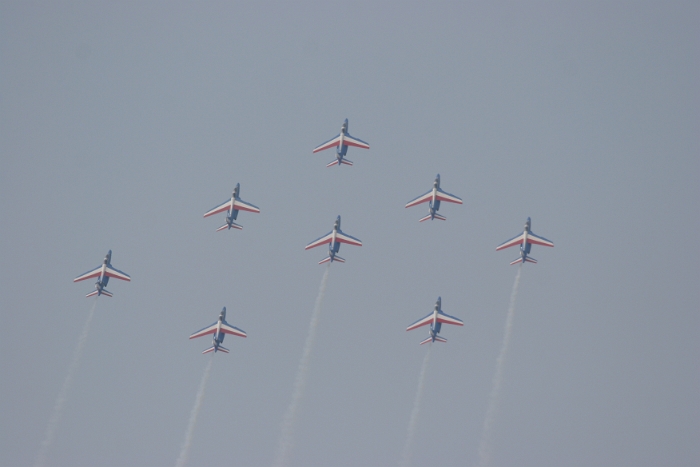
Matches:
[1,2,698,466]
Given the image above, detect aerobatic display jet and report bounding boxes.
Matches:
[496,217,554,265]
[305,215,362,264]
[312,118,369,167]
[203,183,260,231]
[189,307,246,354]
[405,174,463,222]
[406,297,463,345]
[73,250,130,298]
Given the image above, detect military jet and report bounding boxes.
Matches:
[189,307,246,354]
[305,215,362,264]
[406,297,463,345]
[496,217,554,265]
[73,250,130,298]
[405,174,462,222]
[313,119,369,167]
[204,183,260,231]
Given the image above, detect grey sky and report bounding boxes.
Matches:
[1,1,698,466]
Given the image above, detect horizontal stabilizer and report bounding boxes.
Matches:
[202,345,229,354]
[319,255,345,264]
[510,257,523,266]
[216,222,243,232]
[419,213,446,222]
[419,335,447,345]
[340,158,353,166]
[86,289,112,298]
[326,160,339,167]
[525,256,537,264]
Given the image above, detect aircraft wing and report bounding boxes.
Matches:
[406,312,434,331]
[343,133,370,150]
[189,322,218,340]
[436,188,463,204]
[105,266,131,281]
[221,322,247,338]
[405,189,434,208]
[203,199,233,218]
[232,198,260,214]
[305,231,334,250]
[496,232,525,251]
[527,231,554,248]
[73,266,103,282]
[313,134,341,153]
[437,311,464,326]
[335,230,362,247]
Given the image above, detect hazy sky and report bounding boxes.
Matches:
[1,2,698,466]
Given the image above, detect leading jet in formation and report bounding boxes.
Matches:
[406,297,463,345]
[189,307,247,354]
[305,215,362,264]
[496,217,554,265]
[405,174,463,222]
[313,119,370,167]
[73,250,131,298]
[204,183,260,231]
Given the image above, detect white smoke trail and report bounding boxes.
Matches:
[35,298,98,467]
[273,265,330,467]
[477,265,522,467]
[176,357,214,467]
[400,346,432,467]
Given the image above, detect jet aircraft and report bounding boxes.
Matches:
[313,118,370,167]
[496,217,554,265]
[405,174,463,222]
[203,183,260,231]
[189,307,246,354]
[305,215,362,264]
[406,297,463,345]
[73,250,130,298]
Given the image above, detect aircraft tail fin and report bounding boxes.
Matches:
[525,256,537,264]
[216,222,243,232]
[326,159,353,167]
[420,335,447,345]
[510,257,523,265]
[86,289,112,298]
[319,255,345,265]
[419,213,446,222]
[202,345,229,354]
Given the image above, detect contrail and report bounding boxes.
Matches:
[176,357,214,467]
[400,346,432,467]
[273,265,330,467]
[35,298,98,467]
[477,265,522,467]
